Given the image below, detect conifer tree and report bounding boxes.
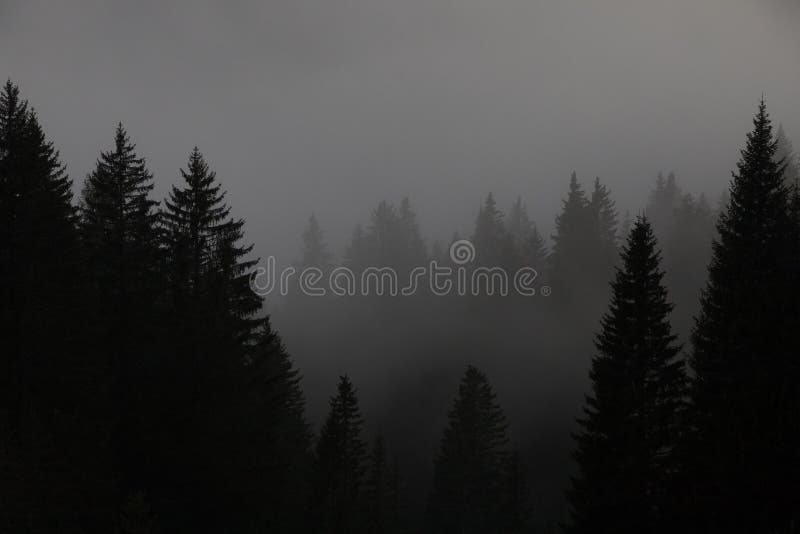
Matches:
[661,192,715,337]
[299,213,333,270]
[155,148,270,531]
[162,147,261,342]
[589,177,618,258]
[81,124,160,304]
[0,80,114,531]
[399,197,427,269]
[566,216,685,534]
[507,196,533,246]
[645,171,681,235]
[345,223,369,272]
[549,172,593,308]
[427,366,519,534]
[507,196,548,270]
[240,320,312,532]
[368,200,402,266]
[79,124,163,509]
[687,99,800,532]
[550,172,589,265]
[472,192,515,267]
[311,375,368,534]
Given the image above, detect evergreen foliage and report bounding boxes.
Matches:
[687,99,800,532]
[311,375,368,534]
[427,366,526,534]
[567,216,685,534]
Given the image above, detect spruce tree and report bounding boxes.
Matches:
[299,213,333,270]
[645,171,681,235]
[549,172,593,308]
[398,197,427,269]
[507,196,548,271]
[311,375,368,534]
[587,177,619,303]
[566,216,685,534]
[472,192,514,267]
[589,177,618,260]
[155,148,269,531]
[80,123,162,505]
[240,320,312,533]
[687,99,800,532]
[345,223,369,272]
[427,366,519,534]
[0,80,114,531]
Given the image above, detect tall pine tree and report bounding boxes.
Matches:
[0,80,114,531]
[80,123,162,508]
[566,216,685,534]
[311,375,368,534]
[427,366,525,534]
[686,99,800,532]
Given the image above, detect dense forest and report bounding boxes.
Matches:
[2,78,799,533]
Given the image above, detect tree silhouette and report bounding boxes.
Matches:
[0,79,114,531]
[311,375,368,534]
[566,216,685,534]
[686,99,800,532]
[507,196,548,271]
[299,213,333,270]
[472,192,514,268]
[427,365,523,534]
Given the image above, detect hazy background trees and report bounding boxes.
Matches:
[2,79,799,533]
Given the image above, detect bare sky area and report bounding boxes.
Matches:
[2,0,799,263]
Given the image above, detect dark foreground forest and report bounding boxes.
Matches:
[2,78,800,533]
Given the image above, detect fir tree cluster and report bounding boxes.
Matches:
[2,78,800,533]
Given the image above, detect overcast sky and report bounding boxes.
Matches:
[2,0,799,263]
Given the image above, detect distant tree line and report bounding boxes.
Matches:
[2,78,799,533]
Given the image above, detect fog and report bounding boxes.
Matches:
[3,0,799,258]
[3,0,799,529]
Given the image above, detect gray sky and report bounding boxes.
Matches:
[2,0,799,263]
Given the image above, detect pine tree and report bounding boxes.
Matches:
[549,172,589,272]
[79,124,163,509]
[589,177,618,257]
[311,375,368,534]
[427,366,518,534]
[686,99,800,532]
[399,197,427,269]
[368,200,402,267]
[299,213,333,270]
[566,216,685,534]
[507,196,548,270]
[162,147,261,342]
[81,124,160,307]
[345,223,369,272]
[645,171,681,235]
[661,193,715,337]
[472,193,514,267]
[0,80,116,531]
[239,320,312,532]
[619,210,633,243]
[549,175,618,316]
[155,148,268,531]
